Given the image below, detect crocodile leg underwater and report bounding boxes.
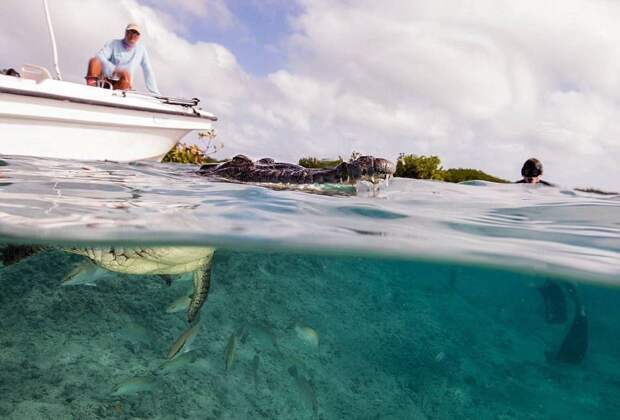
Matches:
[187,258,213,325]
[167,259,213,359]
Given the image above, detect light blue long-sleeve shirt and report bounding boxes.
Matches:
[96,39,160,95]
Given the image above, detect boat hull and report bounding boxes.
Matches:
[0,76,215,162]
[0,116,187,162]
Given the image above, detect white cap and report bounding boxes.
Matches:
[125,23,141,34]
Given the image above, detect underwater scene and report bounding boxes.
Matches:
[1,155,620,420]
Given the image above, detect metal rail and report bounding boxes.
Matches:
[42,0,62,80]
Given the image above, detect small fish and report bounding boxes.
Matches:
[62,260,107,286]
[224,333,237,372]
[288,365,319,417]
[111,376,157,396]
[252,353,260,389]
[294,324,320,349]
[159,350,200,373]
[167,321,201,360]
[165,294,192,314]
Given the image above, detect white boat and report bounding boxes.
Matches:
[0,67,217,162]
[0,0,216,162]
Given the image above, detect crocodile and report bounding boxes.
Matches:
[198,154,395,184]
[0,155,395,359]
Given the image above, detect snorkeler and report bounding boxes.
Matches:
[538,280,588,364]
[514,159,587,363]
[519,158,588,363]
[515,158,554,186]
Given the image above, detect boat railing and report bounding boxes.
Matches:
[158,96,200,107]
[123,91,217,121]
[123,90,200,107]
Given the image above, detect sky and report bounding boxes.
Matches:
[1,0,619,190]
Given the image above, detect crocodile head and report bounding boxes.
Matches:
[340,156,396,183]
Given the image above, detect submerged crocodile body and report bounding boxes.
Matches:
[0,155,395,359]
[67,246,214,325]
[68,247,214,359]
[198,155,395,184]
[1,244,213,359]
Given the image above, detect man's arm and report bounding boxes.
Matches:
[141,49,160,95]
[96,41,117,78]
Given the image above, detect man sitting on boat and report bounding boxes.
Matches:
[85,23,160,95]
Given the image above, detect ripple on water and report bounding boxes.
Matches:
[0,156,619,283]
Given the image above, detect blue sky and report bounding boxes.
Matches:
[140,0,300,76]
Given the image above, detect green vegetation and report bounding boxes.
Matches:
[162,143,220,164]
[441,168,509,183]
[162,129,221,165]
[395,154,443,180]
[298,157,344,169]
[395,154,508,183]
[299,151,365,169]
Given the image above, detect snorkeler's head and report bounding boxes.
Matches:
[521,158,543,183]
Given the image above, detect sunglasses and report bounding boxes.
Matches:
[126,30,140,36]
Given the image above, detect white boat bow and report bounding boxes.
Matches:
[0,67,217,162]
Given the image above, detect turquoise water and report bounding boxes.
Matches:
[1,155,620,419]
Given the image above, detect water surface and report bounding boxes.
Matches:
[1,155,619,419]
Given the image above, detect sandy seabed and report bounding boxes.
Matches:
[1,247,619,419]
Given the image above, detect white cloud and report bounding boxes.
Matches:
[139,0,238,30]
[280,0,620,189]
[1,0,619,189]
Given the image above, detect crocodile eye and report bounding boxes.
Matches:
[232,155,251,164]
